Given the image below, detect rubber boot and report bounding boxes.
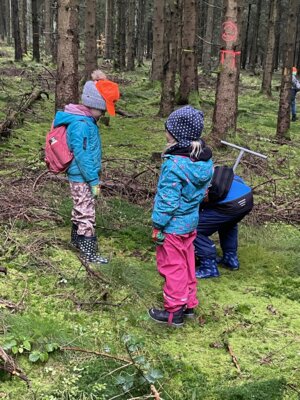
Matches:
[195,258,220,279]
[291,114,297,122]
[78,236,108,264]
[148,307,185,327]
[70,223,80,249]
[217,252,239,270]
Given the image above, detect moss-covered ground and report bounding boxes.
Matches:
[0,45,300,400]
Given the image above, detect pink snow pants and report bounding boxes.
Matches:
[156,231,198,313]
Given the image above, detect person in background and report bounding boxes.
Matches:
[53,70,120,264]
[291,67,300,122]
[194,174,253,279]
[149,106,213,326]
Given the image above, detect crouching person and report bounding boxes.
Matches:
[148,106,213,327]
[194,173,253,279]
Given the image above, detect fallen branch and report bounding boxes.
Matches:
[150,385,161,400]
[0,298,21,311]
[61,346,131,364]
[0,89,48,137]
[77,256,110,284]
[224,342,241,373]
[0,347,31,387]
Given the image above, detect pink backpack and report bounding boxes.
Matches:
[45,124,73,174]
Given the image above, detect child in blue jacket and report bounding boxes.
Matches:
[194,175,253,279]
[53,70,119,264]
[149,106,213,326]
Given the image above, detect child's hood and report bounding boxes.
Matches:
[53,104,95,127]
[163,154,213,186]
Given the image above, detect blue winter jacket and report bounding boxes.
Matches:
[152,155,213,234]
[53,111,101,186]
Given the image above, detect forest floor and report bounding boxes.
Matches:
[0,45,300,400]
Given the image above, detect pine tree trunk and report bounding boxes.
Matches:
[0,1,7,40]
[44,0,52,55]
[241,3,251,69]
[212,0,244,143]
[84,0,97,80]
[104,0,114,59]
[178,0,198,104]
[159,0,179,117]
[52,0,58,63]
[11,0,22,61]
[151,0,165,81]
[20,0,28,54]
[276,0,298,140]
[32,0,40,61]
[27,0,32,45]
[55,0,79,111]
[136,0,146,66]
[146,18,152,59]
[249,0,262,72]
[202,0,215,74]
[261,0,278,96]
[114,0,126,70]
[197,0,207,64]
[126,0,136,70]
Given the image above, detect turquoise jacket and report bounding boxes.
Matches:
[152,155,213,234]
[53,111,101,186]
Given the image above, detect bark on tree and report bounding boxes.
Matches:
[104,0,114,59]
[6,0,11,45]
[261,0,278,96]
[55,0,79,111]
[212,0,244,143]
[273,0,281,70]
[136,0,146,66]
[44,0,52,55]
[52,0,58,63]
[32,0,40,62]
[249,0,262,72]
[151,0,165,81]
[114,0,126,70]
[241,3,251,69]
[146,17,153,59]
[84,0,98,80]
[159,0,179,117]
[276,0,298,140]
[20,0,28,54]
[178,0,198,104]
[0,1,7,40]
[11,0,22,61]
[197,0,207,65]
[202,0,215,74]
[126,0,136,70]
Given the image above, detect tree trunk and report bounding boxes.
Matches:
[20,0,28,54]
[104,0,114,59]
[44,0,52,55]
[249,0,262,72]
[261,0,278,96]
[126,0,136,70]
[32,0,40,61]
[197,0,207,64]
[241,3,251,69]
[273,0,281,70]
[27,0,32,45]
[11,0,22,61]
[52,0,58,63]
[55,0,79,111]
[146,17,152,59]
[136,0,146,66]
[0,1,7,40]
[212,0,244,143]
[6,0,11,45]
[159,0,179,117]
[202,0,215,74]
[178,0,198,104]
[276,0,298,140]
[151,0,165,81]
[84,0,97,80]
[114,0,126,70]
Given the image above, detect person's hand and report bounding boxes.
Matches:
[91,185,100,198]
[152,229,165,245]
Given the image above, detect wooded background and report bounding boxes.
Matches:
[0,0,299,140]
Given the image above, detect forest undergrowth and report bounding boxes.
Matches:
[0,46,300,400]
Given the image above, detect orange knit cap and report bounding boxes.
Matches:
[95,80,120,116]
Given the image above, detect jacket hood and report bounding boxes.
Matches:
[53,105,95,127]
[163,154,212,186]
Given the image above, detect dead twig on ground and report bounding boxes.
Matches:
[0,347,31,387]
[61,346,131,364]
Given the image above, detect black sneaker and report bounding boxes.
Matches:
[148,307,184,327]
[184,308,195,318]
[292,115,297,122]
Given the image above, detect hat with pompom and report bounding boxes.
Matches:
[292,66,297,75]
[81,70,107,111]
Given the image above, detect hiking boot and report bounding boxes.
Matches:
[291,114,297,122]
[78,236,108,265]
[184,308,195,318]
[217,252,239,270]
[70,223,80,249]
[196,258,220,279]
[148,307,184,327]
